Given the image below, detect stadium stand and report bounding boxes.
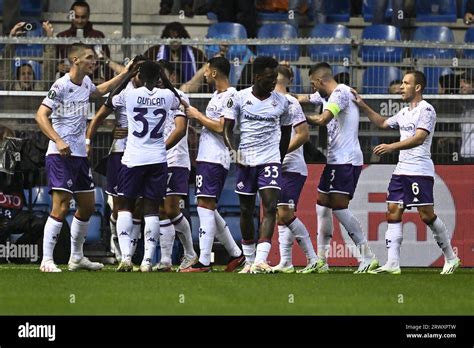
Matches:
[257,23,300,61]
[23,186,51,213]
[14,19,43,57]
[424,66,454,94]
[361,24,403,62]
[308,24,351,62]
[416,0,457,22]
[362,0,393,22]
[324,0,350,22]
[412,26,456,59]
[362,66,402,94]
[464,27,474,58]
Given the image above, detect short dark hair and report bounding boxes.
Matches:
[70,1,90,14]
[309,62,332,78]
[253,56,278,76]
[405,70,426,93]
[67,42,92,62]
[161,22,190,39]
[139,61,161,84]
[208,56,230,77]
[276,65,293,81]
[16,63,35,79]
[157,59,175,76]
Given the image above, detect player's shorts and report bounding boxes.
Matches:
[278,171,307,210]
[386,174,434,208]
[167,166,190,196]
[46,155,94,194]
[195,161,228,199]
[318,164,362,199]
[117,162,167,201]
[105,152,124,197]
[235,163,281,195]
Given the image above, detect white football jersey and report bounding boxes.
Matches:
[42,73,96,157]
[110,80,135,153]
[387,100,436,177]
[460,107,474,158]
[196,87,237,170]
[324,84,363,166]
[222,87,291,166]
[282,94,308,176]
[122,87,180,167]
[163,89,190,169]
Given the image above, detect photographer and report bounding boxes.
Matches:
[0,20,56,91]
[0,125,70,264]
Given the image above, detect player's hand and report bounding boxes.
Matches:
[351,88,367,109]
[185,105,199,120]
[113,127,128,139]
[10,22,26,37]
[42,21,54,37]
[373,143,394,155]
[180,98,189,109]
[55,138,71,157]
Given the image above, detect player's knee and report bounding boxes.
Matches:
[420,211,436,225]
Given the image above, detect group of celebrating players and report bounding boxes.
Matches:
[34,42,461,275]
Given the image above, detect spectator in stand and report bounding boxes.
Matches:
[388,79,402,94]
[159,0,195,17]
[288,0,326,29]
[464,0,474,24]
[210,0,257,38]
[56,1,112,84]
[143,22,206,87]
[0,21,56,90]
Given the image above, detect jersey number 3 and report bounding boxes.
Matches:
[132,107,166,139]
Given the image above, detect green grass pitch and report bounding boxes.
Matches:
[0,265,472,315]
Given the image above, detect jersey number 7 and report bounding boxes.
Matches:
[132,107,167,139]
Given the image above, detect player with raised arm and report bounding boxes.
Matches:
[305,62,379,274]
[35,42,133,272]
[352,70,461,275]
[86,56,147,263]
[272,65,321,274]
[152,59,198,272]
[184,56,245,272]
[223,56,292,274]
[115,60,182,272]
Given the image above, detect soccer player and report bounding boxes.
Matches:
[153,59,198,272]
[86,56,147,263]
[223,56,292,274]
[35,42,133,272]
[352,71,461,275]
[305,62,379,274]
[115,60,182,272]
[271,65,320,274]
[184,56,245,272]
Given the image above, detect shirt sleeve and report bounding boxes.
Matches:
[324,87,349,118]
[309,91,324,106]
[174,91,189,117]
[221,92,239,120]
[386,111,400,129]
[417,105,436,134]
[289,98,306,127]
[42,81,64,111]
[112,89,126,109]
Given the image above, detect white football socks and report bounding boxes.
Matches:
[428,216,456,261]
[142,216,159,265]
[70,216,89,262]
[255,241,271,264]
[42,216,63,261]
[214,210,241,257]
[385,222,403,268]
[316,204,333,261]
[278,224,294,266]
[242,240,256,263]
[130,219,141,257]
[159,219,175,266]
[197,207,216,266]
[172,213,196,259]
[117,211,133,261]
[289,217,317,263]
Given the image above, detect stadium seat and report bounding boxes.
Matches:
[14,20,43,57]
[206,22,248,61]
[362,0,393,22]
[458,0,468,18]
[229,48,255,86]
[308,24,351,62]
[412,26,455,59]
[362,66,402,94]
[257,11,288,22]
[12,60,41,81]
[424,67,453,94]
[464,28,474,58]
[94,187,106,215]
[24,186,50,212]
[361,24,403,62]
[324,0,350,22]
[20,0,43,17]
[257,23,300,61]
[416,0,457,22]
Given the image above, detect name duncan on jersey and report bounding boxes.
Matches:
[136,96,166,106]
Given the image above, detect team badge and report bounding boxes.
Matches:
[48,90,56,99]
[227,98,233,108]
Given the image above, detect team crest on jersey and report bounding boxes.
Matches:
[48,90,56,99]
[227,98,234,108]
[271,100,278,107]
